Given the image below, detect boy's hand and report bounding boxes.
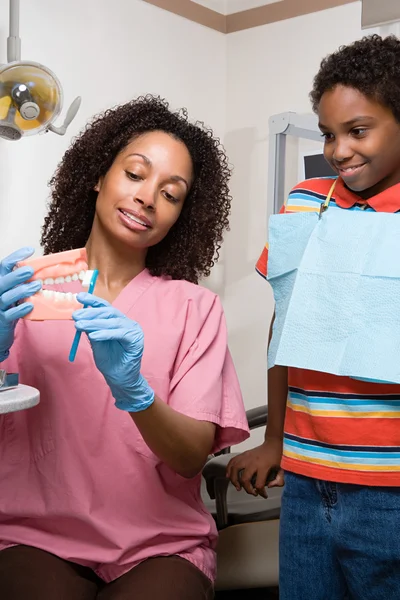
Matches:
[226,437,284,498]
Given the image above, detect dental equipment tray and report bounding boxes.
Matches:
[0,371,40,414]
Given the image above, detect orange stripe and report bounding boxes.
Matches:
[282,456,400,485]
[288,367,400,395]
[255,246,268,278]
[285,408,400,447]
[291,177,336,196]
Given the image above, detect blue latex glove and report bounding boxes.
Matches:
[73,293,155,412]
[0,247,42,362]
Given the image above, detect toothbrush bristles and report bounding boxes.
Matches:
[82,270,95,287]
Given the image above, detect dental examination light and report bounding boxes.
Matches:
[0,0,81,141]
[0,0,85,413]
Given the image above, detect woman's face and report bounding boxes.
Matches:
[93,131,193,250]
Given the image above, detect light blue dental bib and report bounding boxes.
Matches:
[267,187,400,384]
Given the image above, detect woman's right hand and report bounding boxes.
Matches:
[226,437,284,498]
[0,247,41,361]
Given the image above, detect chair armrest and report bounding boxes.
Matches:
[246,405,268,430]
[203,454,239,529]
[203,453,240,498]
[203,405,269,529]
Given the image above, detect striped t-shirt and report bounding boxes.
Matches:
[258,176,400,486]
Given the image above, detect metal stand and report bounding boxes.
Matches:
[0,384,40,414]
[0,370,40,414]
[268,112,322,214]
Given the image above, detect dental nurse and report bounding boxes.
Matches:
[0,95,249,600]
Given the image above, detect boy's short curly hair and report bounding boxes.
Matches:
[41,95,231,284]
[310,34,400,122]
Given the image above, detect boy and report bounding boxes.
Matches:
[228,35,400,599]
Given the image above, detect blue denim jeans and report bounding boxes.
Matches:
[279,472,400,600]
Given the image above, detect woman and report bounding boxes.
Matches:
[0,95,249,599]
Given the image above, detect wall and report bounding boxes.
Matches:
[224,1,380,449]
[0,0,227,256]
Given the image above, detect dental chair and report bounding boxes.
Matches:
[202,406,281,592]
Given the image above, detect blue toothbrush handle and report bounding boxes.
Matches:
[69,270,99,363]
[69,331,82,362]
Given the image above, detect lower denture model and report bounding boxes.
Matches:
[18,248,92,320]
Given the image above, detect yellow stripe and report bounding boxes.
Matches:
[285,205,319,213]
[287,403,400,419]
[284,450,400,471]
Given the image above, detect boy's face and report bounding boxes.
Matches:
[318,85,400,199]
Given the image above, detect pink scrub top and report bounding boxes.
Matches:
[0,269,249,582]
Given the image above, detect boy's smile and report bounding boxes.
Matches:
[318,85,400,200]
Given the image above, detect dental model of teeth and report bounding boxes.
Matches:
[40,271,87,286]
[18,248,94,320]
[38,271,94,304]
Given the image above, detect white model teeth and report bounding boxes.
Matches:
[42,272,85,285]
[40,290,78,302]
[122,210,148,227]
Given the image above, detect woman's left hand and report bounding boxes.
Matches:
[73,293,155,412]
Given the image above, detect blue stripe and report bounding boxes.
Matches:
[290,391,400,405]
[287,193,323,206]
[285,433,400,452]
[288,402,399,414]
[284,438,400,463]
[290,387,400,401]
[284,447,400,466]
[289,392,400,412]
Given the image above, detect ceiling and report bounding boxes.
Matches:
[143,0,357,33]
[192,0,281,15]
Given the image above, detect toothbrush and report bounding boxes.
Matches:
[69,269,99,362]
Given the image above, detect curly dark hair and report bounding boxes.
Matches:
[310,34,400,122]
[41,95,232,284]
